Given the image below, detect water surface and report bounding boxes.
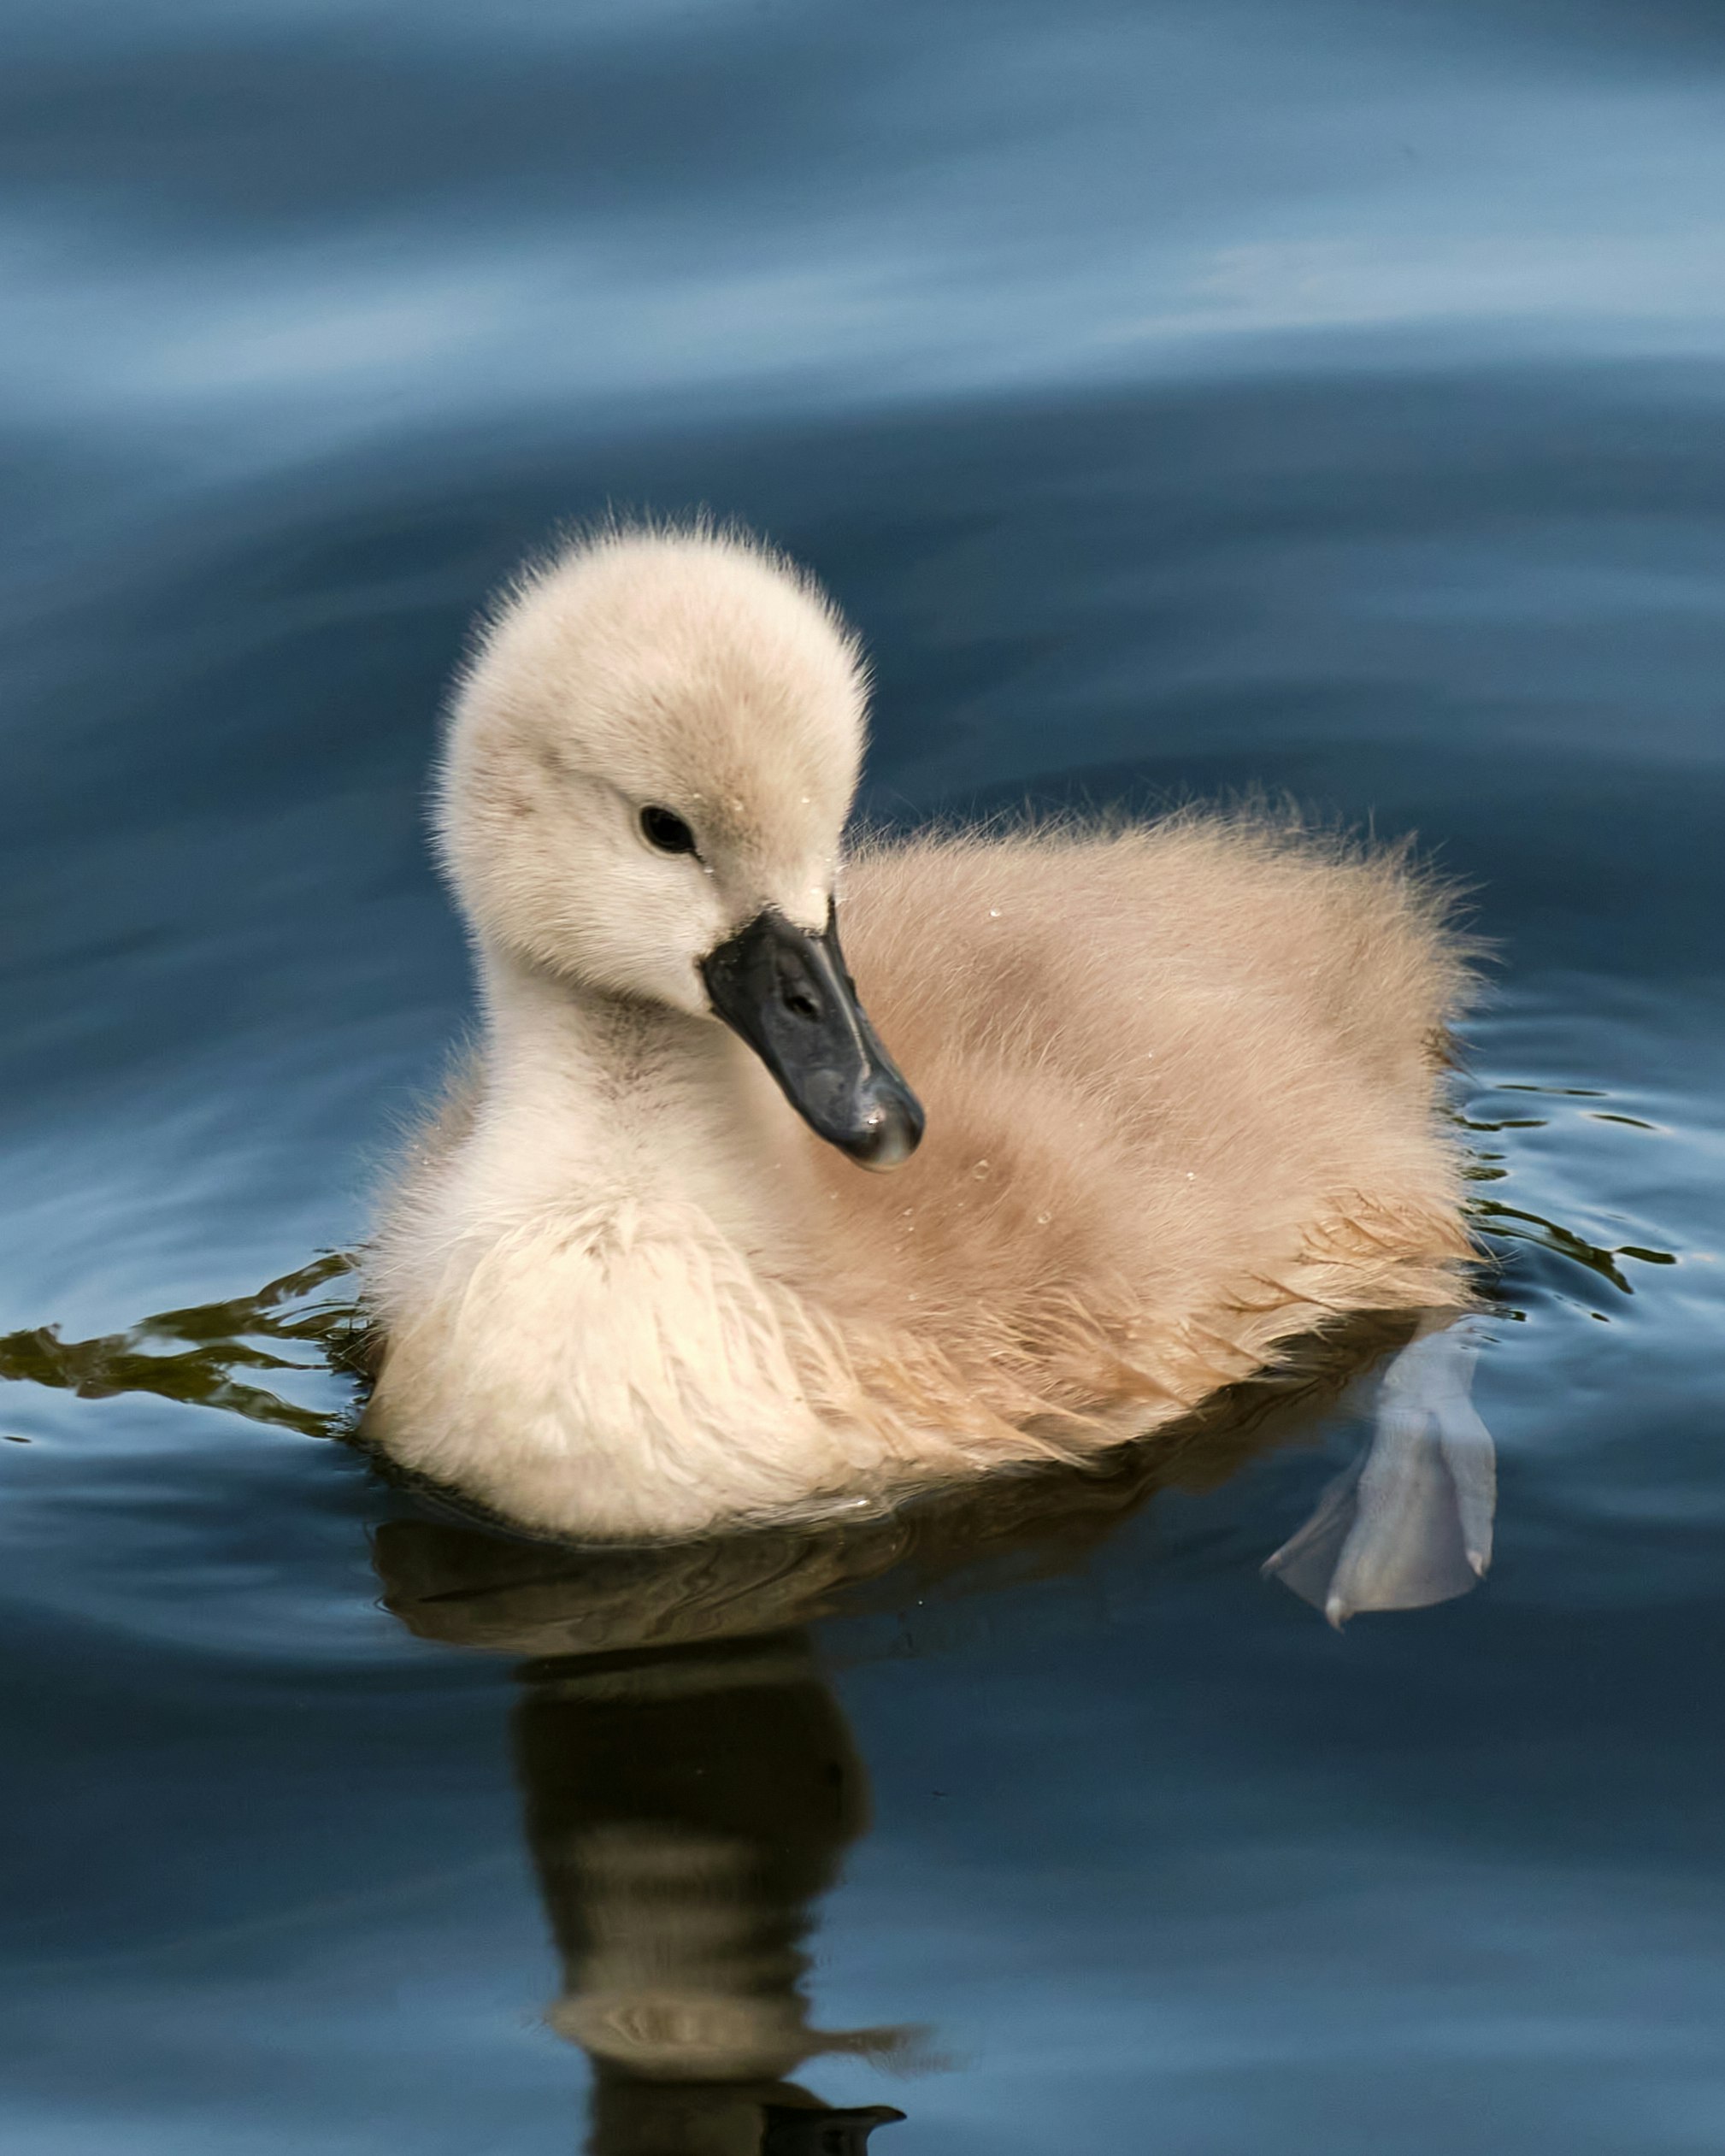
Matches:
[3,3,1724,2150]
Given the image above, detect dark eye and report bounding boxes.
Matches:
[639,805,698,856]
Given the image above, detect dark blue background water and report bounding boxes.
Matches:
[3,3,1724,2149]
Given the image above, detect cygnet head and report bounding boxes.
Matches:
[438,523,923,1169]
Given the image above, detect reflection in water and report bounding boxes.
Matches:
[1470,1200,1678,1297]
[381,1518,909,2153]
[0,1252,364,1438]
[519,1635,904,2154]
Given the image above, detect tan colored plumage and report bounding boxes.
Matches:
[365,523,1477,1539]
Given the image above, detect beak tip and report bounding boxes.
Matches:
[850,1123,921,1173]
[842,1088,925,1171]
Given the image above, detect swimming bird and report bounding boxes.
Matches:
[365,523,1481,1544]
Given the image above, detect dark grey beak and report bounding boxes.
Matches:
[700,903,924,1170]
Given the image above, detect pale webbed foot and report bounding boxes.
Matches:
[1263,1317,1496,1627]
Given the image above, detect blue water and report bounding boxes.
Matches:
[4,3,1725,2149]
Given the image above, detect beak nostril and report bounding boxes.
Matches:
[783,990,821,1022]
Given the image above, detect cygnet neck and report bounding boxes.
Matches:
[473,944,811,1241]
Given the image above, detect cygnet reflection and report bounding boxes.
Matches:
[379,1523,911,2155]
[521,1634,905,2153]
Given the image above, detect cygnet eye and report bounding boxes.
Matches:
[639,804,698,856]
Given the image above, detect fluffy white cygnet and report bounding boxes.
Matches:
[365,523,1479,1541]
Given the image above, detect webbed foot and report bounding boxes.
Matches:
[1263,1317,1496,1627]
